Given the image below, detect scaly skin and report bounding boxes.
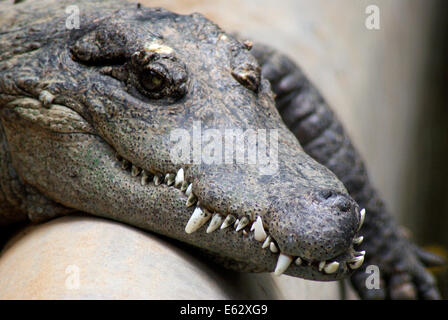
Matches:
[0,0,365,282]
[0,0,441,297]
[251,43,444,299]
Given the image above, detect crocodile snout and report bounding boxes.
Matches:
[267,189,360,262]
[177,149,365,277]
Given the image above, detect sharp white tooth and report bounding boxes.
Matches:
[274,253,293,276]
[180,181,189,192]
[349,255,364,269]
[352,250,366,257]
[220,215,236,229]
[357,208,366,231]
[153,174,162,185]
[206,214,224,233]
[233,219,240,230]
[236,217,249,232]
[185,207,212,234]
[295,257,302,266]
[185,183,192,196]
[262,236,271,249]
[252,216,267,242]
[243,230,248,236]
[353,236,364,245]
[121,159,130,170]
[165,173,175,186]
[318,261,326,271]
[131,165,141,177]
[269,242,278,253]
[174,168,184,187]
[324,261,340,274]
[186,193,197,207]
[141,170,150,185]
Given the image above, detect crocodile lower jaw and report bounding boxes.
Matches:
[114,150,366,277]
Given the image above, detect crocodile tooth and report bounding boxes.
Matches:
[349,255,365,269]
[295,257,302,266]
[252,216,267,242]
[243,230,248,236]
[262,236,271,249]
[185,207,211,234]
[141,170,150,185]
[357,208,366,231]
[353,236,364,245]
[165,173,175,186]
[206,214,224,233]
[236,217,249,232]
[131,165,141,177]
[220,215,236,229]
[353,250,366,257]
[324,262,340,274]
[318,261,326,271]
[269,242,278,253]
[153,174,162,185]
[174,168,184,187]
[121,159,130,170]
[180,181,189,192]
[186,193,197,207]
[233,219,240,230]
[274,253,293,276]
[185,183,192,196]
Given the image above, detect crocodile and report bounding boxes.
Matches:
[0,0,443,299]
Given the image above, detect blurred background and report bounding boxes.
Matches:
[137,0,448,297]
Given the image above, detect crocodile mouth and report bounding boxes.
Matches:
[114,150,366,278]
[2,94,365,279]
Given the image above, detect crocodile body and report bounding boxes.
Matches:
[0,0,443,299]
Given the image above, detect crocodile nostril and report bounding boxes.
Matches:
[335,197,352,212]
[319,189,336,200]
[318,190,353,212]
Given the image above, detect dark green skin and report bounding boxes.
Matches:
[0,0,443,298]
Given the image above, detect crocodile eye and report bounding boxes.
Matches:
[139,69,167,93]
[133,61,171,99]
[131,50,188,100]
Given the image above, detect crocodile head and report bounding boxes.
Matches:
[0,1,365,280]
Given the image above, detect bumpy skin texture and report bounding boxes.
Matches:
[251,44,445,299]
[0,0,441,298]
[0,0,365,282]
